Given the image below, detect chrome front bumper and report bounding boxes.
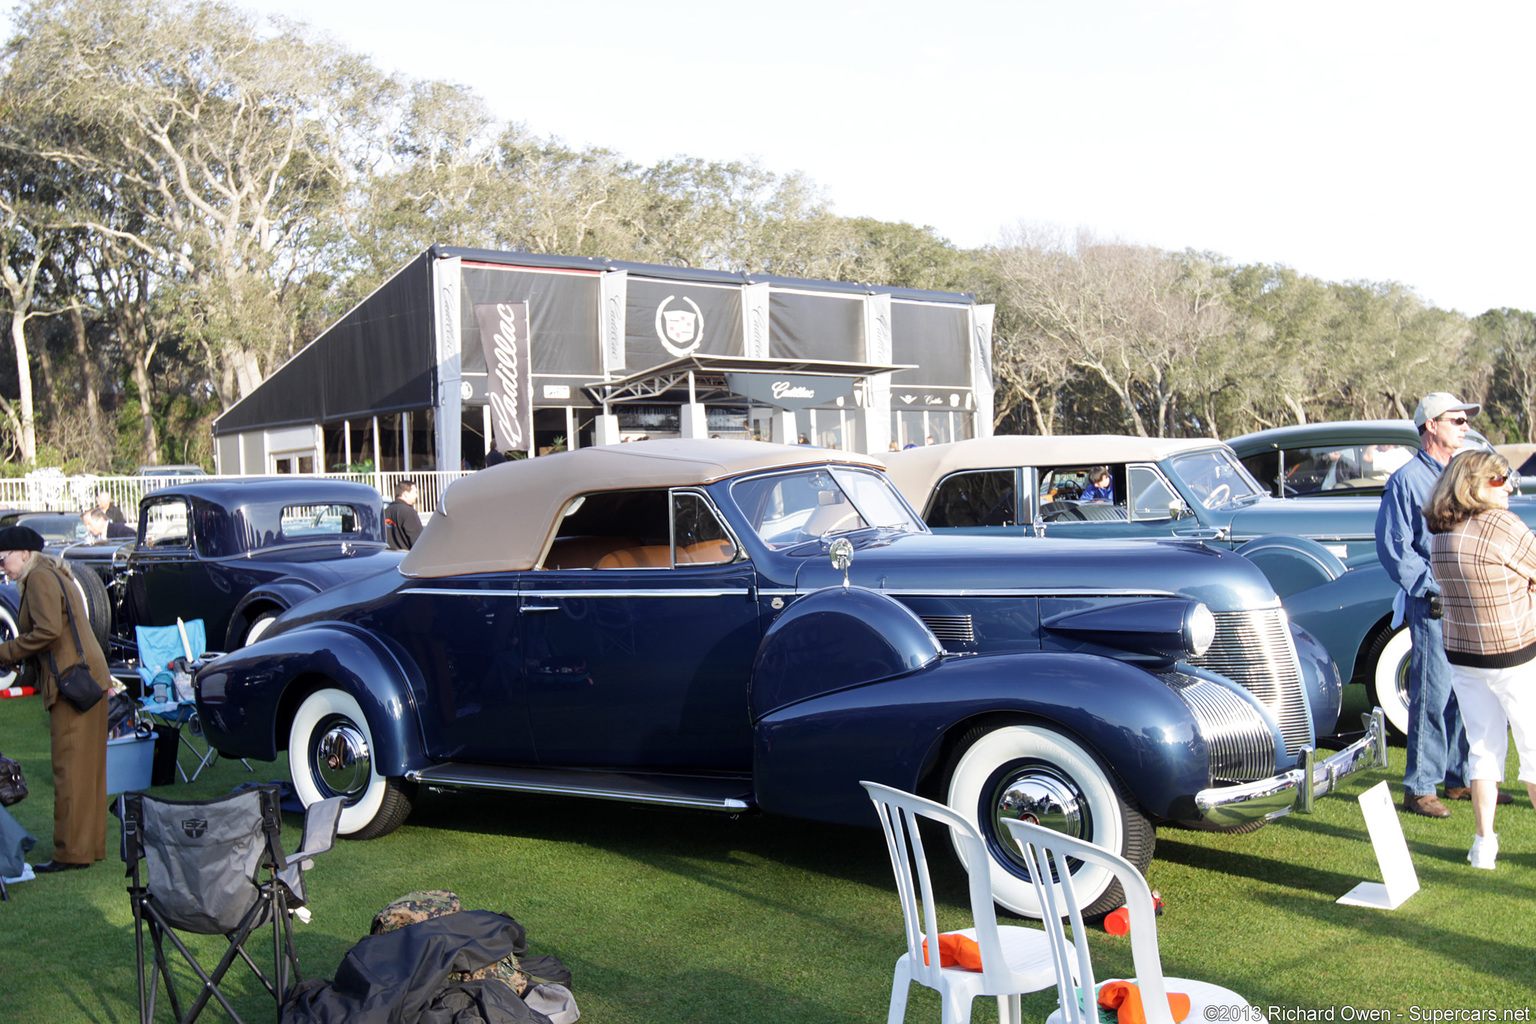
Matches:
[1194,708,1389,829]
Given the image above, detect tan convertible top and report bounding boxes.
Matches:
[883,435,1222,505]
[401,439,884,577]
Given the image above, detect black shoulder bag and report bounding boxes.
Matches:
[42,566,105,714]
[0,751,25,806]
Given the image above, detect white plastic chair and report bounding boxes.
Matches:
[1001,816,1265,1024]
[862,781,1061,1024]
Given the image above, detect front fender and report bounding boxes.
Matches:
[195,622,423,776]
[753,651,1211,828]
[1292,621,1342,737]
[750,586,942,719]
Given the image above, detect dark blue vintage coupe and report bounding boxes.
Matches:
[65,478,404,660]
[195,440,1384,916]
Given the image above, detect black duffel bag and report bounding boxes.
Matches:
[0,751,26,807]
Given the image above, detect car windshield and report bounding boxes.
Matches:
[21,515,84,543]
[1167,449,1264,509]
[732,466,923,548]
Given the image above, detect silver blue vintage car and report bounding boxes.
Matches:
[195,440,1384,917]
[885,436,1425,736]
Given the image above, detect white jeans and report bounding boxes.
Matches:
[1449,661,1536,784]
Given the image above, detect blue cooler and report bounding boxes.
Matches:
[106,732,156,795]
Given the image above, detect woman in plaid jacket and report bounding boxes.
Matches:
[1427,451,1536,870]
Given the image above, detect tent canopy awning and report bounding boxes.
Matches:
[583,354,915,407]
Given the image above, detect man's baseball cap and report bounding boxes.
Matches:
[1413,392,1480,429]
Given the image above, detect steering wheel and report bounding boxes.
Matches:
[1203,483,1231,508]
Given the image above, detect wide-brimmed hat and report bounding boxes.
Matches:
[0,525,45,552]
[1413,392,1481,429]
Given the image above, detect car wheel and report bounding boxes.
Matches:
[288,688,414,840]
[0,602,18,688]
[946,722,1153,919]
[1365,626,1411,739]
[71,567,112,649]
[243,611,280,647]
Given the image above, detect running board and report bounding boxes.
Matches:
[405,763,755,812]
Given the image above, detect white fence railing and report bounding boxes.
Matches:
[0,469,471,517]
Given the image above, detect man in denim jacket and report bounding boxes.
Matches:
[1376,392,1496,818]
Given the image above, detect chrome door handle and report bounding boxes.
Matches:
[521,604,560,613]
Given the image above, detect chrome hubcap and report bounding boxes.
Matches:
[990,764,1087,871]
[315,722,371,798]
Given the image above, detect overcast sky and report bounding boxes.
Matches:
[20,0,1536,315]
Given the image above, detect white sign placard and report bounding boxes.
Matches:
[1337,780,1420,910]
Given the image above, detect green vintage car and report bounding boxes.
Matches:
[1227,419,1525,497]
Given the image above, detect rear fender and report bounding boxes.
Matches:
[1235,535,1345,599]
[225,579,322,649]
[195,622,422,775]
[753,651,1212,828]
[1278,562,1396,682]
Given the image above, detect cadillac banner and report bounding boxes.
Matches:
[474,301,533,453]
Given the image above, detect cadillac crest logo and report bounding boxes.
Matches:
[655,295,705,358]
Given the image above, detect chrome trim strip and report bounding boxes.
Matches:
[403,769,752,811]
[795,587,1189,599]
[400,588,749,599]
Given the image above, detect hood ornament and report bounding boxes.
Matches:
[829,537,854,588]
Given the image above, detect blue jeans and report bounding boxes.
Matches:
[1403,595,1468,796]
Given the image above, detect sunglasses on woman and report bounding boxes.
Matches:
[1489,474,1516,488]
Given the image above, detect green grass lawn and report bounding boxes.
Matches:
[3,689,1533,1023]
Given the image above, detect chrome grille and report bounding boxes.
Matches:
[1165,673,1276,781]
[1188,607,1312,756]
[921,614,975,645]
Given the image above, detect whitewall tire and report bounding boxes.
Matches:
[946,722,1153,919]
[1367,627,1412,739]
[288,687,413,840]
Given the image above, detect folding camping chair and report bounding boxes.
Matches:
[135,621,248,781]
[117,786,344,1024]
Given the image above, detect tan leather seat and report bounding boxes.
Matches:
[594,545,672,569]
[543,536,642,569]
[678,540,733,564]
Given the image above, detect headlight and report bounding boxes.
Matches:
[1185,602,1216,657]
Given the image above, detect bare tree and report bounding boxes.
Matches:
[4,0,389,410]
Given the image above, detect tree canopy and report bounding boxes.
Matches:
[0,0,1524,471]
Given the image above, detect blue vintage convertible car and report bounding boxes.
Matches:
[885,436,1424,735]
[195,440,1384,917]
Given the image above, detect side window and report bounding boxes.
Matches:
[927,470,1017,528]
[142,499,191,548]
[281,504,365,540]
[1240,451,1281,497]
[1282,444,1411,494]
[541,489,672,570]
[1129,466,1179,521]
[672,491,736,565]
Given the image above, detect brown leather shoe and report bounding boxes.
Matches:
[1402,793,1452,818]
[1444,787,1514,805]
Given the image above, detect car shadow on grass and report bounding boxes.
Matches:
[404,783,910,894]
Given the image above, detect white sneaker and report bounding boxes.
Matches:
[1468,833,1498,870]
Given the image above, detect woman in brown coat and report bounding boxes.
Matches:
[0,525,110,872]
